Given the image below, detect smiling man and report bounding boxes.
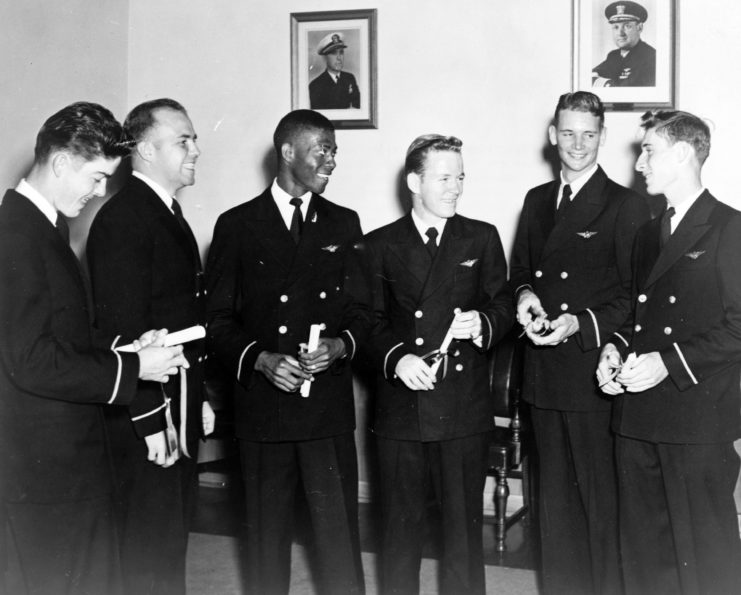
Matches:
[205,109,369,595]
[592,0,656,87]
[597,110,741,594]
[87,98,212,595]
[0,102,187,595]
[510,91,649,594]
[309,32,361,110]
[359,134,514,594]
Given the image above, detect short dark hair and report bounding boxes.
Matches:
[640,109,711,164]
[554,91,605,128]
[34,101,127,164]
[124,98,187,145]
[273,109,334,155]
[404,134,463,176]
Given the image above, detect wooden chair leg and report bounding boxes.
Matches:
[493,466,509,552]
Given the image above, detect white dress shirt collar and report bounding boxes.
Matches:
[411,209,447,246]
[15,179,57,225]
[669,188,706,233]
[557,163,599,207]
[133,170,175,212]
[271,178,311,230]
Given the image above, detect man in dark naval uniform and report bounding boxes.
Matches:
[205,109,368,595]
[598,110,741,595]
[360,134,514,595]
[511,91,650,595]
[593,1,656,87]
[309,32,360,110]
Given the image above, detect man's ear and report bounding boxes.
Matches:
[406,172,421,195]
[281,142,294,164]
[548,125,558,146]
[135,139,153,162]
[50,151,70,178]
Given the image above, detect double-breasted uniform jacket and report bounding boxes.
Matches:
[510,166,650,411]
[0,190,139,503]
[610,191,741,444]
[205,188,369,442]
[593,39,656,87]
[361,213,514,442]
[87,176,206,443]
[309,70,361,110]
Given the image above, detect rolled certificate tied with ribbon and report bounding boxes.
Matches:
[421,308,461,380]
[115,325,206,352]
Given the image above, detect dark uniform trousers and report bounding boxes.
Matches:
[240,434,362,595]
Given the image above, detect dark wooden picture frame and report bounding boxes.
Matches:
[572,0,677,110]
[291,9,378,129]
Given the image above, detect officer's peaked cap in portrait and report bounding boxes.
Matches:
[605,1,648,23]
[317,32,347,55]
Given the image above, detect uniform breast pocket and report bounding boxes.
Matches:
[453,266,478,296]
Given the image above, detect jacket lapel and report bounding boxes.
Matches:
[541,167,610,263]
[421,215,474,301]
[5,191,86,298]
[643,192,716,288]
[250,189,296,272]
[132,178,201,271]
[385,214,430,289]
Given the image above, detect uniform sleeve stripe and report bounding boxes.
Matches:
[108,349,123,404]
[586,308,600,348]
[480,312,493,349]
[515,284,533,295]
[384,343,405,380]
[612,332,629,348]
[342,329,356,359]
[237,341,257,382]
[673,342,698,385]
[131,401,167,421]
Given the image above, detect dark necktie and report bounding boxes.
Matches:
[556,184,572,218]
[660,206,675,247]
[425,227,438,259]
[289,197,303,244]
[171,199,202,271]
[55,214,70,244]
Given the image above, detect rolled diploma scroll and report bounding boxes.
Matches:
[115,325,206,352]
[300,324,322,397]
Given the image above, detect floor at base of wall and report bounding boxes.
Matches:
[194,457,538,571]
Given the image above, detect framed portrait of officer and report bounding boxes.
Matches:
[572,0,676,109]
[291,9,378,129]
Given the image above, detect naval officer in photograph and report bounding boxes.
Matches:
[309,32,361,110]
[593,1,656,87]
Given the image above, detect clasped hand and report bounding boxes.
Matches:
[596,345,668,395]
[256,337,346,393]
[517,290,578,346]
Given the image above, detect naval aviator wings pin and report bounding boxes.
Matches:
[685,250,706,260]
[576,231,598,239]
[321,244,339,253]
[459,259,478,267]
